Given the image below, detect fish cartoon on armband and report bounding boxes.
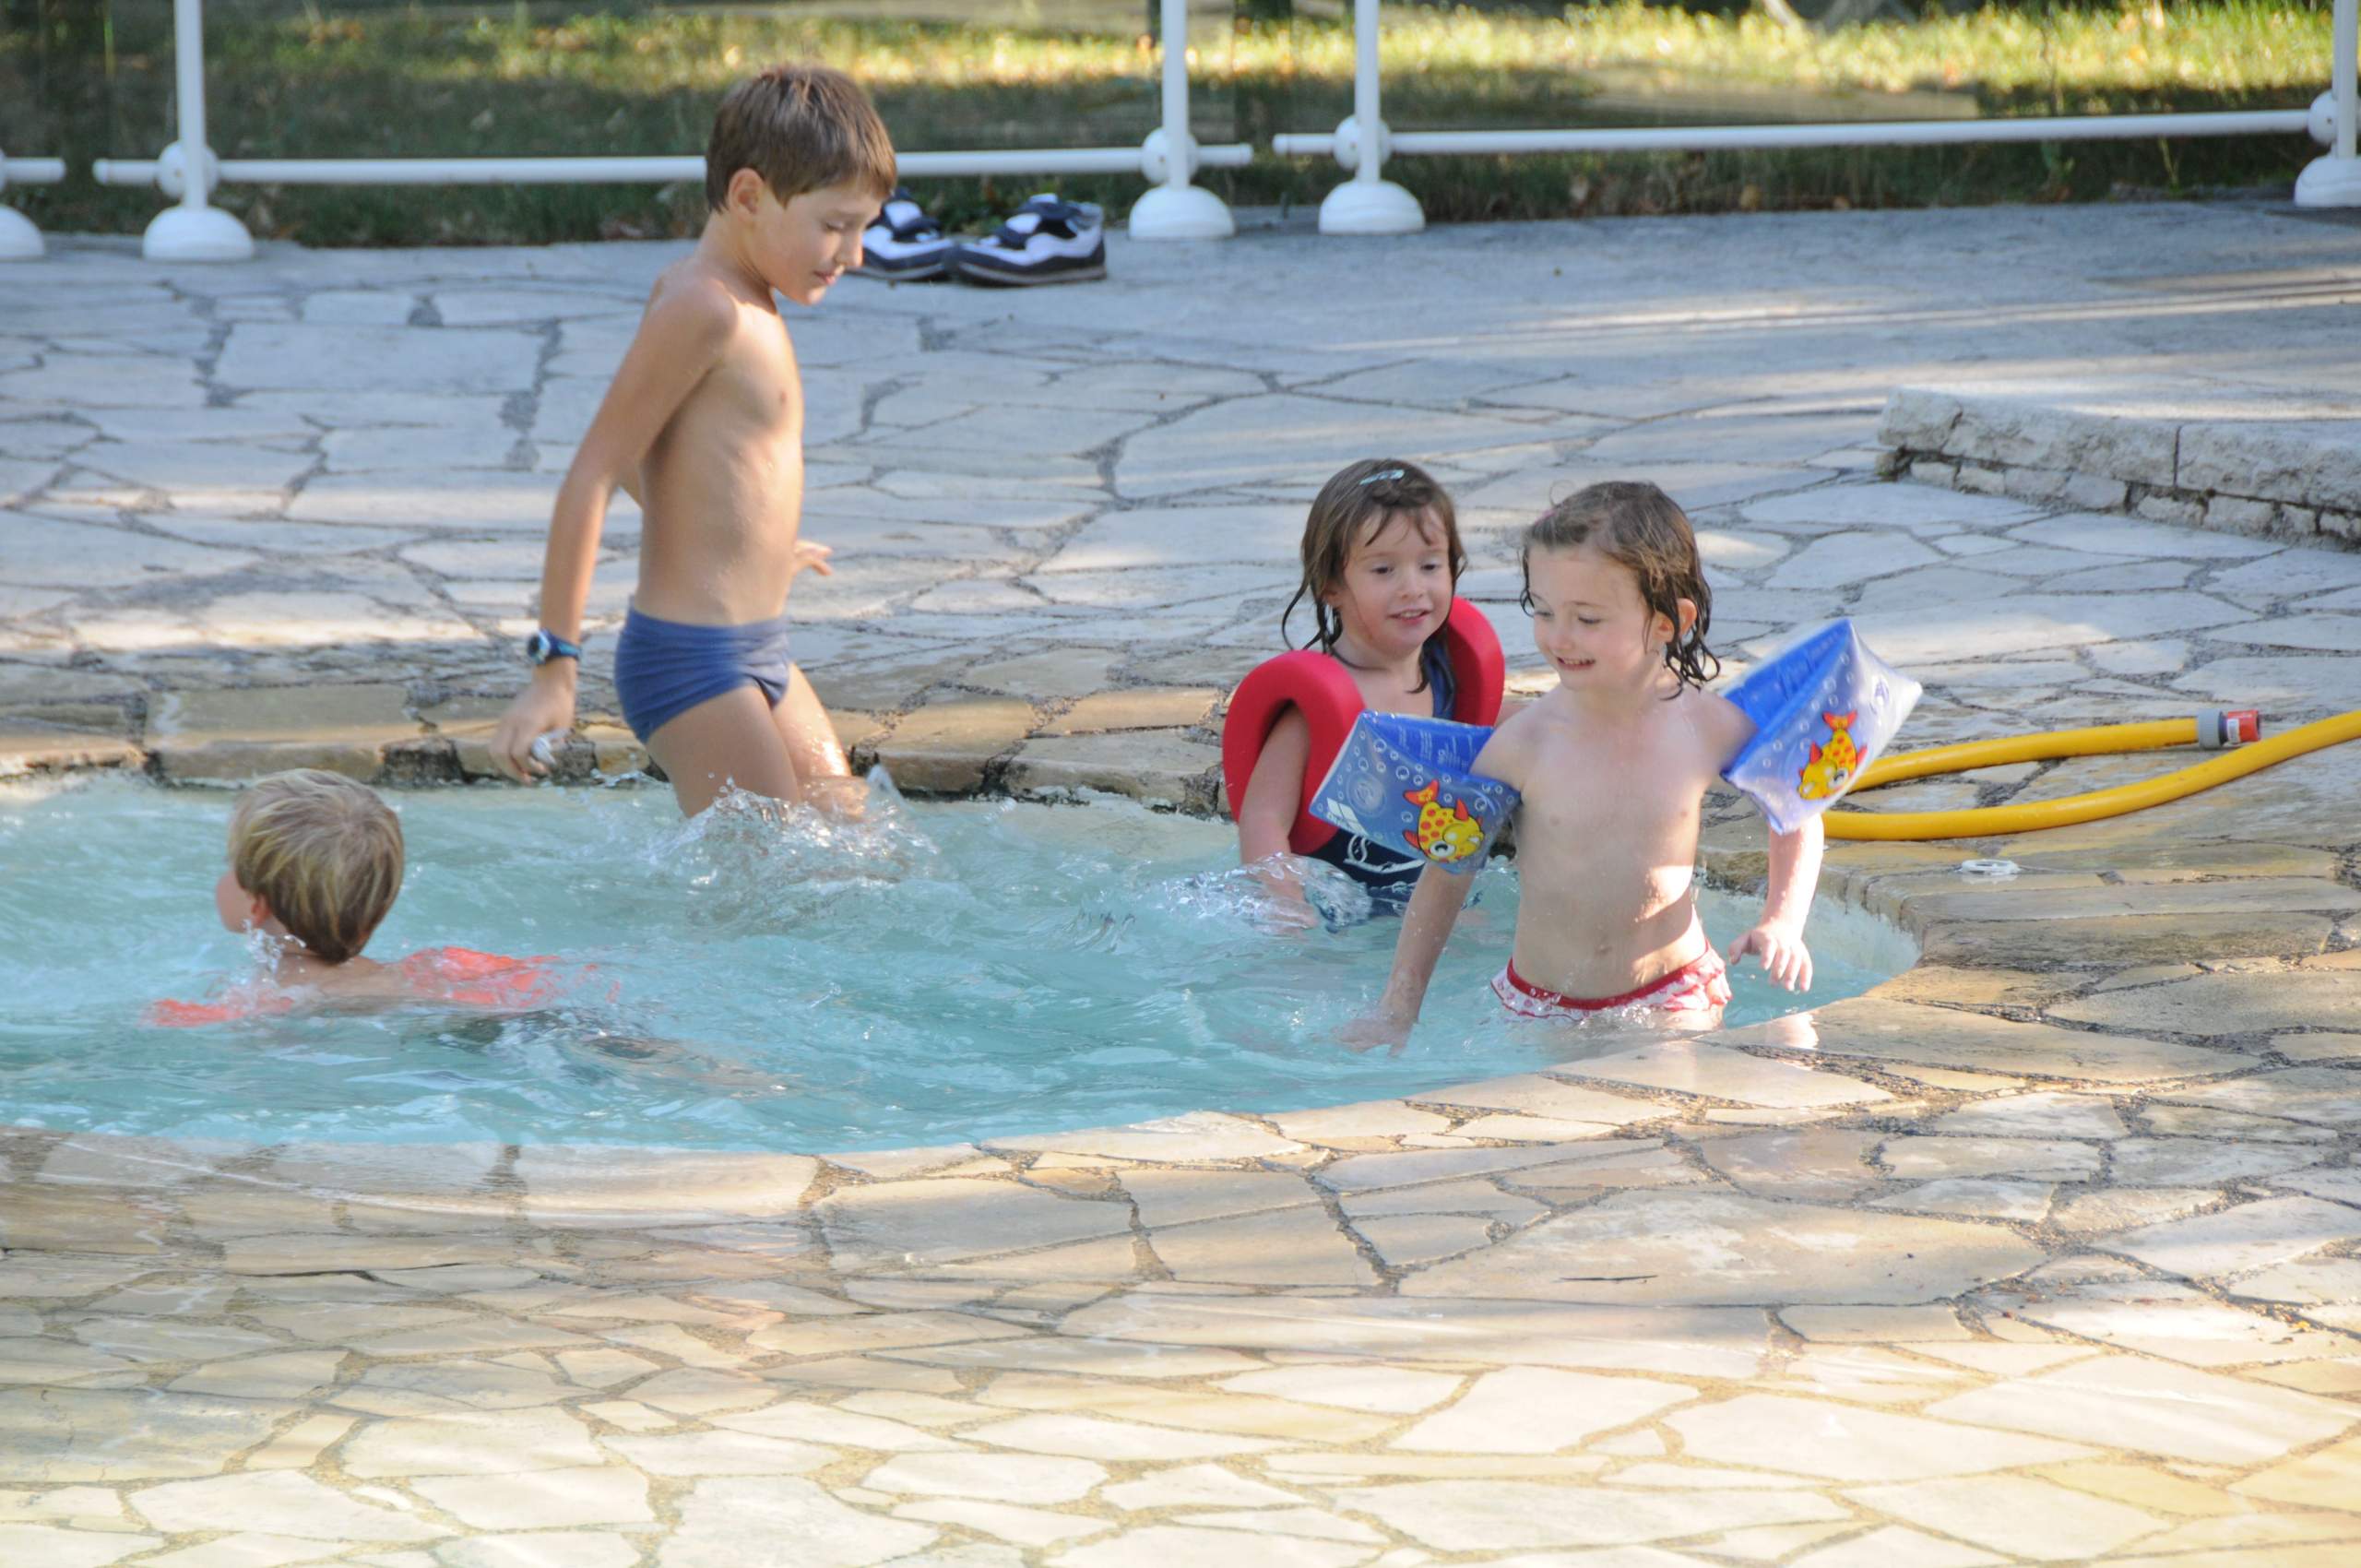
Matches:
[1720,620,1921,834]
[1309,712,1519,873]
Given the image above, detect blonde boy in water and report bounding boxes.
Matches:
[1359,481,1821,1040]
[492,65,895,814]
[151,770,552,1025]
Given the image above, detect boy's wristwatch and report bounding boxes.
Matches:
[524,630,582,666]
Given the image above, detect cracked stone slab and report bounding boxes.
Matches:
[1667,1394,2093,1482]
[128,1471,450,1542]
[818,1179,1133,1273]
[1326,1478,1845,1552]
[1842,1472,2161,1562]
[0,512,262,589]
[0,1388,303,1482]
[513,1146,818,1224]
[2049,973,2361,1038]
[215,324,541,394]
[1400,1189,2047,1306]
[661,1477,935,1567]
[1061,1293,1767,1379]
[1392,1367,1692,1453]
[1113,395,1554,499]
[1548,1039,1898,1114]
[2108,1196,2361,1280]
[1922,1353,2354,1465]
[2016,1282,2355,1369]
[1806,999,2232,1084]
[1876,1135,2100,1182]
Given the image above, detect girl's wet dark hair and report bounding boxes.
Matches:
[1282,458,1467,689]
[1520,480,1719,693]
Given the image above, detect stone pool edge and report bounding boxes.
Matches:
[0,681,1229,813]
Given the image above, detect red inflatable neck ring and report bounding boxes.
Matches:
[1222,598,1506,855]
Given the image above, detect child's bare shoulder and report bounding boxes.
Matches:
[1683,686,1756,766]
[634,259,743,356]
[1476,696,1551,782]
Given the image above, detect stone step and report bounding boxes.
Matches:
[1879,387,2361,548]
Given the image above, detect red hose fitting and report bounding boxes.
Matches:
[2197,708,2264,749]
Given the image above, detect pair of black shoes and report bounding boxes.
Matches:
[859,191,1106,287]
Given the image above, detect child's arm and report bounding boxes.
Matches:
[1344,858,1481,1048]
[1236,708,1318,924]
[1345,724,1522,1046]
[1728,814,1822,992]
[491,284,736,781]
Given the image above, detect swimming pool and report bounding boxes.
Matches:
[1,777,1916,1153]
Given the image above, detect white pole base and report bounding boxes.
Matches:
[1128,183,1236,240]
[143,203,254,262]
[1318,177,1424,236]
[0,206,42,260]
[2295,155,2361,207]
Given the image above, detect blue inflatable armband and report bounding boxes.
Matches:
[1309,713,1520,874]
[1721,619,1920,835]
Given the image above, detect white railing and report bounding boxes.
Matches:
[0,153,68,260]
[91,0,1246,259]
[2300,0,2361,204]
[54,0,2361,256]
[1275,0,2360,234]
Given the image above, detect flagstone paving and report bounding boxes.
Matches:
[1,202,2358,1563]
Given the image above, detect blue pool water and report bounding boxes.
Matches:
[1,777,1915,1152]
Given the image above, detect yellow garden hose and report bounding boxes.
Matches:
[1821,708,2361,841]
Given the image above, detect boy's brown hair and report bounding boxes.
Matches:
[1521,480,1720,693]
[1284,457,1467,692]
[229,770,405,965]
[706,64,896,211]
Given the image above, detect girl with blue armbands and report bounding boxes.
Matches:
[1223,459,1505,924]
[1357,481,1828,1039]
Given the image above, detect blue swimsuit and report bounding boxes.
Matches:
[612,607,794,744]
[1302,645,1457,911]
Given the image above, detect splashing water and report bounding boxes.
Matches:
[0,777,1915,1152]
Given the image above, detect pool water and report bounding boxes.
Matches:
[1,777,1916,1153]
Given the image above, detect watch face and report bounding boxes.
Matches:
[526,632,552,664]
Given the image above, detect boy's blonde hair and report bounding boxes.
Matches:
[228,770,404,965]
[706,64,896,212]
[1521,480,1720,693]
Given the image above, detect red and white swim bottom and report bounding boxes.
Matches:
[1491,947,1732,1020]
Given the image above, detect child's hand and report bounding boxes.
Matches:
[491,674,578,783]
[1260,897,1321,932]
[1728,922,1814,992]
[790,539,835,581]
[1338,1007,1413,1055]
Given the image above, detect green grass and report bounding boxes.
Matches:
[2,2,2334,246]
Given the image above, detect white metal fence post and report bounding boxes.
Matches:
[1317,0,1422,235]
[1130,0,1235,239]
[141,0,253,260]
[2297,0,2361,205]
[0,152,69,259]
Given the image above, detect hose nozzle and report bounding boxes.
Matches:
[2198,708,2263,749]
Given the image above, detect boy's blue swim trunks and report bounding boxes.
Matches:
[612,606,793,743]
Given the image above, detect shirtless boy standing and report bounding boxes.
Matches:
[492,65,895,814]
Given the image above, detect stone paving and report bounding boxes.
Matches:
[1,202,2360,1565]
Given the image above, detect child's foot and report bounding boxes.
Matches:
[857,189,954,282]
[951,195,1107,287]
